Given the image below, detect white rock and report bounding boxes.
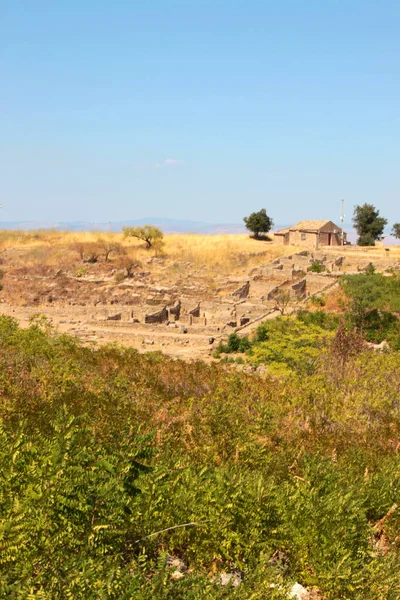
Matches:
[170,570,184,581]
[167,557,187,572]
[220,572,242,587]
[289,583,310,599]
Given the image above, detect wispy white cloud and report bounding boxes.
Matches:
[164,158,183,166]
[136,158,184,169]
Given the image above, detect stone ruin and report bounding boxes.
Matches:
[188,303,200,317]
[231,281,250,299]
[167,300,181,320]
[145,306,168,324]
[97,249,348,344]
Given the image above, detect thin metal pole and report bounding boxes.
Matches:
[340,199,345,246]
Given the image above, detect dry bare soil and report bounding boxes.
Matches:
[0,230,398,360]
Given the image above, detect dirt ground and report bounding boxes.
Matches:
[0,233,398,361]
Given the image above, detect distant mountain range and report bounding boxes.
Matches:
[0,217,248,235]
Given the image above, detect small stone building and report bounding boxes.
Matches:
[274,220,346,249]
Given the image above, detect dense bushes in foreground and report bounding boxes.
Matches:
[1,316,400,598]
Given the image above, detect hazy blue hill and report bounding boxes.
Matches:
[0,218,249,234]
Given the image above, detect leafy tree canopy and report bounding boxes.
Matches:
[391,223,400,239]
[122,225,164,249]
[243,208,273,239]
[352,203,387,246]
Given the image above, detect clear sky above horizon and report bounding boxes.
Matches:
[1,0,400,228]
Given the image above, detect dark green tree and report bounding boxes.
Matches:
[391,223,400,239]
[243,208,273,239]
[352,204,387,246]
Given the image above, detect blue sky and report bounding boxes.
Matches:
[1,0,400,228]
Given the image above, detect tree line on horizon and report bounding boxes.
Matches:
[243,204,400,246]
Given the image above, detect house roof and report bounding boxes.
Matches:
[291,220,331,231]
[275,220,341,234]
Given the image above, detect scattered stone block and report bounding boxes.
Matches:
[107,313,122,321]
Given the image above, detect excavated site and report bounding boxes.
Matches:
[0,240,398,360]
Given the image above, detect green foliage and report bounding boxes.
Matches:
[392,223,400,239]
[214,333,252,357]
[75,266,88,278]
[243,208,273,239]
[122,225,164,250]
[309,295,325,307]
[310,261,324,273]
[1,316,400,597]
[341,272,400,341]
[357,232,377,246]
[297,309,338,330]
[248,316,334,375]
[353,203,388,245]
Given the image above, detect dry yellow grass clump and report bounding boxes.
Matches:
[164,233,294,271]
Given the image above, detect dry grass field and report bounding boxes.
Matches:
[0,230,297,272]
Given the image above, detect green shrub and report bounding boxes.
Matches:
[215,332,252,355]
[297,309,338,330]
[309,295,325,306]
[75,266,88,278]
[310,261,324,273]
[249,317,333,375]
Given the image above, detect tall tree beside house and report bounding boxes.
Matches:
[392,223,400,239]
[243,208,274,239]
[352,203,388,246]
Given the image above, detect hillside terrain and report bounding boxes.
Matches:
[0,230,398,360]
[1,231,400,598]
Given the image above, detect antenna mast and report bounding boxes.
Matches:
[340,199,345,246]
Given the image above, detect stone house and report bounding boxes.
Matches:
[274,220,346,249]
